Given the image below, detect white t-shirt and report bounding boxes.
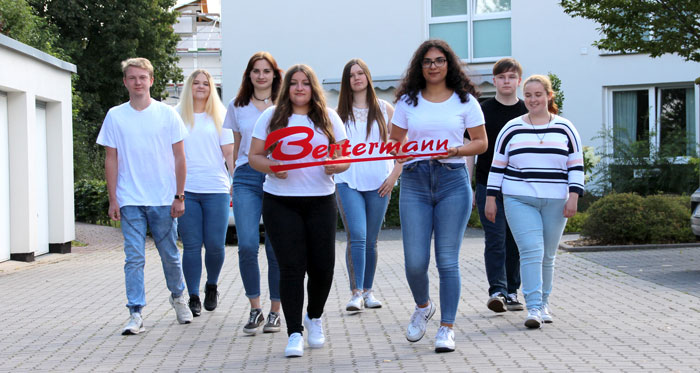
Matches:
[96,99,188,207]
[335,100,393,191]
[392,92,484,164]
[223,100,263,169]
[182,112,234,194]
[252,107,348,196]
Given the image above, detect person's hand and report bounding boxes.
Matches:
[485,196,497,223]
[564,193,579,218]
[324,158,341,175]
[108,201,121,221]
[378,174,399,197]
[171,199,185,218]
[271,162,288,179]
[431,146,460,160]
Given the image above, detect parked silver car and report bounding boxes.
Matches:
[691,188,700,239]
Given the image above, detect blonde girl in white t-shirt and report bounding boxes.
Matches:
[391,40,487,353]
[176,69,233,318]
[223,52,284,335]
[334,59,402,313]
[249,64,349,358]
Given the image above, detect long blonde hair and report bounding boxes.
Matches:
[177,69,226,133]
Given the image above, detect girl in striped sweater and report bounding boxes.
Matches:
[485,74,584,329]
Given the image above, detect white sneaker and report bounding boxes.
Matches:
[170,294,193,324]
[524,308,542,329]
[406,300,436,342]
[541,305,553,323]
[303,314,325,348]
[122,312,145,335]
[284,333,304,357]
[434,326,455,353]
[363,290,383,309]
[346,292,364,312]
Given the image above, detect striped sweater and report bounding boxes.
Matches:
[486,115,584,199]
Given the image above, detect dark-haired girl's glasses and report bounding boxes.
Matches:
[422,58,447,68]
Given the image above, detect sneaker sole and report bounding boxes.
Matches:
[285,350,303,358]
[365,303,382,309]
[524,318,542,329]
[435,346,455,353]
[243,327,260,335]
[542,318,553,324]
[506,304,524,311]
[406,303,437,342]
[487,298,507,313]
[177,319,192,325]
[346,305,363,312]
[263,326,281,333]
[122,326,145,335]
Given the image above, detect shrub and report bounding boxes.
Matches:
[564,211,587,233]
[74,179,110,225]
[582,193,693,244]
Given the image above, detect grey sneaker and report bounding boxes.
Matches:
[170,294,193,324]
[346,292,364,312]
[487,293,507,313]
[406,300,436,342]
[541,304,553,323]
[122,312,145,335]
[524,308,542,329]
[363,290,383,308]
[263,312,281,333]
[243,308,264,335]
[505,293,524,311]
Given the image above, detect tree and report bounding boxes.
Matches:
[560,0,700,63]
[28,0,182,180]
[0,0,65,59]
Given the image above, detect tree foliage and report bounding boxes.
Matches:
[560,0,700,62]
[27,0,182,180]
[0,0,65,59]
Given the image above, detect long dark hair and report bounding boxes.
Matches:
[267,64,335,151]
[233,51,283,107]
[394,39,479,106]
[336,59,388,142]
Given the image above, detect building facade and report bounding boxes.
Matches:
[0,35,76,262]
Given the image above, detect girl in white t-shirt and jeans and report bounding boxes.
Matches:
[249,64,349,358]
[391,40,487,353]
[176,69,234,317]
[334,59,401,313]
[223,52,284,335]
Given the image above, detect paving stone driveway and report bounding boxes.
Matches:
[0,223,699,372]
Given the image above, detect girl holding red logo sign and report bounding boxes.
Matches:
[223,52,283,335]
[391,40,488,353]
[335,59,403,313]
[249,64,350,358]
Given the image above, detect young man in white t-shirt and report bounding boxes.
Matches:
[96,57,193,335]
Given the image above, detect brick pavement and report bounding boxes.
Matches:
[1,223,699,372]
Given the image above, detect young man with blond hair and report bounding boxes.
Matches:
[97,57,193,335]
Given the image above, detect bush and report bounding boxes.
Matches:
[564,211,587,233]
[582,193,693,244]
[74,179,110,225]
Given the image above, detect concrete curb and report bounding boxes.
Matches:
[559,241,700,252]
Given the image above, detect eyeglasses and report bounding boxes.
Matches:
[422,57,447,68]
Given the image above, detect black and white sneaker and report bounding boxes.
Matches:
[203,283,219,311]
[189,295,201,317]
[243,308,264,335]
[486,293,507,313]
[263,311,281,333]
[505,293,524,311]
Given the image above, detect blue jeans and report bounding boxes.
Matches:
[503,195,568,310]
[233,163,280,301]
[399,160,471,324]
[336,183,390,291]
[120,206,186,314]
[475,183,521,296]
[177,191,229,296]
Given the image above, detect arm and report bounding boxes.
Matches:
[222,143,235,177]
[378,104,402,197]
[232,131,242,171]
[464,138,477,208]
[485,126,509,223]
[564,124,585,217]
[105,146,120,221]
[249,138,288,179]
[171,140,186,218]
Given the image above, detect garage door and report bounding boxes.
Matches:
[0,92,9,262]
[35,103,49,256]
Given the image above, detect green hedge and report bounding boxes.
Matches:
[74,179,110,225]
[581,193,694,244]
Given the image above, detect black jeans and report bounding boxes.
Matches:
[262,193,337,336]
[475,183,521,295]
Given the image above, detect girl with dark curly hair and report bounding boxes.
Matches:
[390,39,487,353]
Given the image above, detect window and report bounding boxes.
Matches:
[611,86,697,157]
[427,0,511,62]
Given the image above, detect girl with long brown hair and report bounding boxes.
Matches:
[248,64,349,357]
[335,59,401,313]
[223,52,283,335]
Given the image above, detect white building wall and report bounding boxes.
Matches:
[222,0,426,106]
[0,92,9,262]
[0,35,76,262]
